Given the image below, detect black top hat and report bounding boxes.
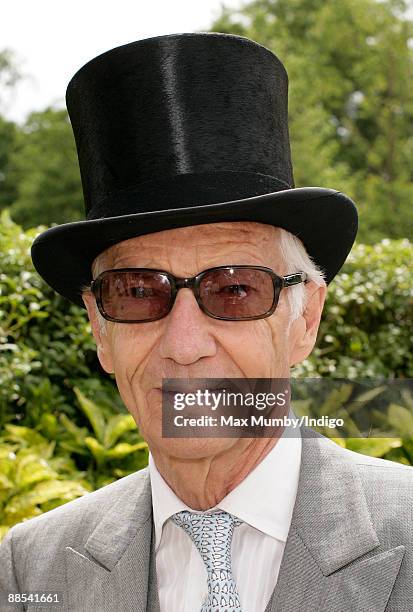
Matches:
[31,32,358,307]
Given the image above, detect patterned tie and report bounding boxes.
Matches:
[171,510,243,612]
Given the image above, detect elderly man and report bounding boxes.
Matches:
[1,32,412,612]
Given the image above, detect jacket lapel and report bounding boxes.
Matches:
[65,468,160,612]
[266,427,405,612]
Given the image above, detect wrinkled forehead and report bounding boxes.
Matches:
[92,222,283,274]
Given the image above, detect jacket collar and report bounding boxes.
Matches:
[84,468,152,571]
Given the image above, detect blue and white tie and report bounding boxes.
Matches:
[171,510,243,612]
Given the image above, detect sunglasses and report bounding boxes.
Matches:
[89,265,308,323]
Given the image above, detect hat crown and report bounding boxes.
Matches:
[31,33,358,309]
[66,32,294,219]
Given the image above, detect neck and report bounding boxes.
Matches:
[150,437,279,510]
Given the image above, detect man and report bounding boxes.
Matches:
[1,32,412,612]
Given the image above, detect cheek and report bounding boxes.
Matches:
[109,324,152,364]
[107,326,155,406]
[221,319,290,378]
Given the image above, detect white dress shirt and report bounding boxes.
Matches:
[149,417,302,612]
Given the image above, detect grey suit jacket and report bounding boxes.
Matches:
[1,426,412,612]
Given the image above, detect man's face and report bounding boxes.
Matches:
[83,222,326,459]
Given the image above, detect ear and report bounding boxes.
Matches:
[288,281,327,367]
[82,291,115,374]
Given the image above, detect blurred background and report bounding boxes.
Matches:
[0,0,412,539]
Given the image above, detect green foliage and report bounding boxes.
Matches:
[211,0,413,243]
[293,238,413,377]
[0,425,91,541]
[0,390,148,540]
[0,208,117,428]
[292,380,413,466]
[0,117,18,209]
[5,108,84,228]
[0,60,83,226]
[0,49,20,210]
[0,49,21,112]
[58,388,148,489]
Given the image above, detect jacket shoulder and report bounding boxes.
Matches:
[0,467,151,598]
[343,443,413,478]
[327,439,413,536]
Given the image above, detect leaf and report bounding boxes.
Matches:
[400,389,413,410]
[345,385,387,416]
[387,404,413,438]
[74,387,106,442]
[0,455,15,480]
[3,424,46,447]
[0,473,14,490]
[319,384,354,416]
[15,454,57,488]
[0,446,16,459]
[5,479,88,515]
[39,412,58,438]
[345,437,401,457]
[58,441,90,457]
[105,441,147,460]
[48,455,80,476]
[59,413,88,445]
[103,414,137,448]
[84,437,106,465]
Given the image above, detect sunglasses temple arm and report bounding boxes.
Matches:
[283,272,308,287]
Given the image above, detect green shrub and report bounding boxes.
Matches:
[293,238,413,378]
[0,425,91,540]
[292,381,413,466]
[0,209,121,429]
[58,387,148,489]
[0,388,149,541]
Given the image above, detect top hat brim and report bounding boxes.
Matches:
[30,186,358,309]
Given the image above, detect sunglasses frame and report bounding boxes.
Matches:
[90,265,308,323]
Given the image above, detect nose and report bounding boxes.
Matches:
[158,288,217,365]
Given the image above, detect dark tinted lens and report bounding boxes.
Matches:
[100,271,172,321]
[199,268,279,319]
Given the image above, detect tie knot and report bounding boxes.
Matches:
[171,510,242,573]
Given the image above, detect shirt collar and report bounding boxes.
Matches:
[149,407,302,550]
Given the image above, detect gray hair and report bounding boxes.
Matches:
[81,227,326,333]
[277,228,326,322]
